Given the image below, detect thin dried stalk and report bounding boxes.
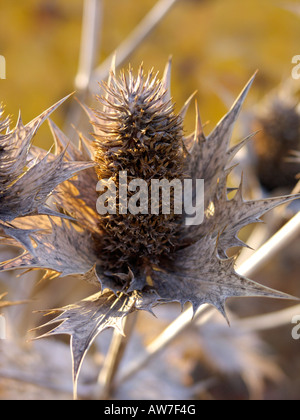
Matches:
[96,311,138,399]
[117,304,214,387]
[65,0,103,137]
[278,2,300,16]
[237,182,300,267]
[89,0,179,93]
[233,304,300,332]
[66,0,178,137]
[292,180,300,195]
[75,0,103,92]
[238,211,300,278]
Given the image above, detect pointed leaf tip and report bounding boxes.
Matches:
[219,72,256,128]
[110,52,116,75]
[179,90,197,121]
[161,57,172,102]
[33,291,138,398]
[27,93,74,135]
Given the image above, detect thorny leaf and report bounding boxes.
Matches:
[48,120,100,232]
[201,181,300,257]
[0,96,69,190]
[185,74,256,208]
[0,218,134,292]
[33,290,138,397]
[183,74,300,253]
[0,97,95,222]
[0,153,95,222]
[151,234,295,319]
[0,218,102,287]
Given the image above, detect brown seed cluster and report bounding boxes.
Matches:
[253,97,300,191]
[92,67,185,270]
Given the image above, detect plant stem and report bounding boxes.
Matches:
[237,211,300,278]
[232,303,300,332]
[76,0,103,93]
[97,311,138,399]
[65,0,102,138]
[117,303,214,387]
[89,0,179,93]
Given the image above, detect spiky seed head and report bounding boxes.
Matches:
[92,66,185,272]
[252,92,300,191]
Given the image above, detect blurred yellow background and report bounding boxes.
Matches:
[0,0,299,149]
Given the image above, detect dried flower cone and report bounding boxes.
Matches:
[252,86,300,191]
[93,65,185,271]
[0,61,299,393]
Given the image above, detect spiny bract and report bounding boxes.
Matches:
[0,61,299,394]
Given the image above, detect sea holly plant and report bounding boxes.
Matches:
[0,61,299,397]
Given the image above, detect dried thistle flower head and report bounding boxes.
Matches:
[0,61,299,393]
[93,64,185,272]
[252,83,300,191]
